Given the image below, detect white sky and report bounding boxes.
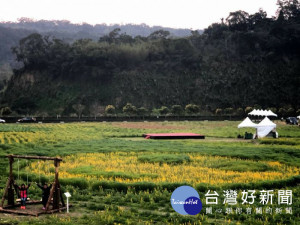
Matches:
[0,0,278,29]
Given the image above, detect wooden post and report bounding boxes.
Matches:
[45,181,56,211]
[59,183,65,207]
[0,179,10,208]
[9,156,13,179]
[53,159,60,209]
[7,156,14,206]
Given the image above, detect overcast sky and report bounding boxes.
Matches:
[0,0,278,29]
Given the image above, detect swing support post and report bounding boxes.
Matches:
[46,159,64,210]
[0,155,15,208]
[0,154,68,216]
[7,156,15,206]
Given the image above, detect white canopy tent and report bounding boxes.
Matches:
[237,117,277,138]
[267,110,277,117]
[256,117,277,138]
[238,117,257,128]
[248,109,277,117]
[248,109,257,115]
[257,116,276,127]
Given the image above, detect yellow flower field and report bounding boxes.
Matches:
[29,153,300,186]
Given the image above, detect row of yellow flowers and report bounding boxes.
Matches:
[29,153,300,186]
[0,132,35,144]
[0,123,110,144]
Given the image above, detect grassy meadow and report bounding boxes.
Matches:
[0,121,299,224]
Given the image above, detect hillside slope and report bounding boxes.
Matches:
[1,4,300,115]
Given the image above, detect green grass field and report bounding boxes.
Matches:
[0,121,299,224]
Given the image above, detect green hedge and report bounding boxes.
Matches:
[60,178,89,189]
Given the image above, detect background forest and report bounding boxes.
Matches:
[0,0,299,116]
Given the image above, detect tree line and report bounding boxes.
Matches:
[1,103,299,119]
[1,0,299,116]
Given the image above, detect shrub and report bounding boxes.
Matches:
[171,105,183,115]
[0,144,11,150]
[287,107,294,115]
[123,103,137,115]
[158,106,169,115]
[253,104,261,109]
[1,107,12,116]
[236,107,244,116]
[60,178,89,189]
[269,107,277,113]
[224,107,234,115]
[209,161,271,172]
[91,181,191,193]
[87,203,98,210]
[215,108,222,115]
[196,183,219,192]
[137,107,148,116]
[105,105,115,115]
[245,106,253,114]
[138,154,190,165]
[131,182,156,191]
[92,181,128,192]
[151,108,160,116]
[278,108,287,117]
[161,182,189,191]
[185,104,200,114]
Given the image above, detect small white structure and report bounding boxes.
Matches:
[238,117,277,138]
[64,192,71,213]
[248,109,277,117]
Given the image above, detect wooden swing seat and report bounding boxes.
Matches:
[16,198,31,202]
[16,197,53,202]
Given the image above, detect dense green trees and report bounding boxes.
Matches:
[1,1,299,115]
[276,0,300,21]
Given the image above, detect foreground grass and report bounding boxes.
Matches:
[0,121,299,224]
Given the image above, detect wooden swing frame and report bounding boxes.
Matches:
[0,155,67,216]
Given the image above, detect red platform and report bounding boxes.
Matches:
[143,133,205,139]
